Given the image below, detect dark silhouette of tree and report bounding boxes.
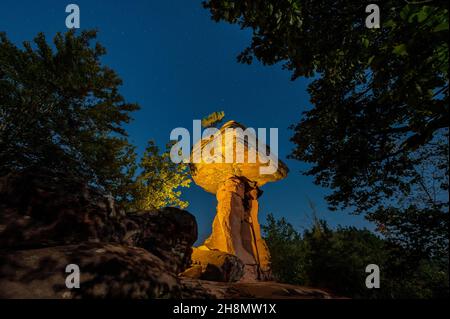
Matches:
[203,0,449,255]
[263,213,449,298]
[0,31,190,209]
[0,30,139,204]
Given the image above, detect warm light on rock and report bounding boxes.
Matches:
[190,121,288,280]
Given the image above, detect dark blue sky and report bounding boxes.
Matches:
[1,0,373,243]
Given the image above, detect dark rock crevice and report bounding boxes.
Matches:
[0,170,207,298]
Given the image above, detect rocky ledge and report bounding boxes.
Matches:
[0,170,335,299]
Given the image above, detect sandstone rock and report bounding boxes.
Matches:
[200,176,272,280]
[191,121,288,194]
[204,177,255,264]
[180,247,244,282]
[124,208,197,273]
[179,278,338,299]
[0,170,127,249]
[0,169,336,299]
[0,170,197,273]
[204,177,272,274]
[230,281,336,299]
[0,243,182,298]
[180,265,204,279]
[190,121,287,280]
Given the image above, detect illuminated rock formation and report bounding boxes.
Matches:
[190,121,288,280]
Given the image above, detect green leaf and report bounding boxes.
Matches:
[433,22,449,32]
[417,9,429,23]
[362,37,369,49]
[399,5,411,21]
[383,19,396,29]
[409,6,431,23]
[393,44,408,56]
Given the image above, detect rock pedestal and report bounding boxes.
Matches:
[201,176,271,280]
[179,247,245,282]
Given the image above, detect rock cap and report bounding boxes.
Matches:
[190,120,288,194]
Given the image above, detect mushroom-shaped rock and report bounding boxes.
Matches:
[191,121,288,194]
[190,121,288,281]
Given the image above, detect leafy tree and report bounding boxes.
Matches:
[369,206,449,259]
[262,213,306,284]
[303,221,389,298]
[131,140,191,210]
[0,30,193,211]
[203,1,449,254]
[0,30,139,204]
[262,213,449,299]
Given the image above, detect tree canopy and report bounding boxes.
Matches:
[0,30,190,210]
[263,213,449,298]
[0,30,138,203]
[131,140,191,211]
[203,0,449,254]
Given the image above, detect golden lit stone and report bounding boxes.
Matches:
[190,121,288,280]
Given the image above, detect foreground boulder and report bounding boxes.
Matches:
[0,170,197,273]
[180,278,338,299]
[125,209,197,274]
[0,243,181,298]
[0,170,126,249]
[180,247,244,282]
[0,170,205,298]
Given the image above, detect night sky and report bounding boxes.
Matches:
[1,0,373,243]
